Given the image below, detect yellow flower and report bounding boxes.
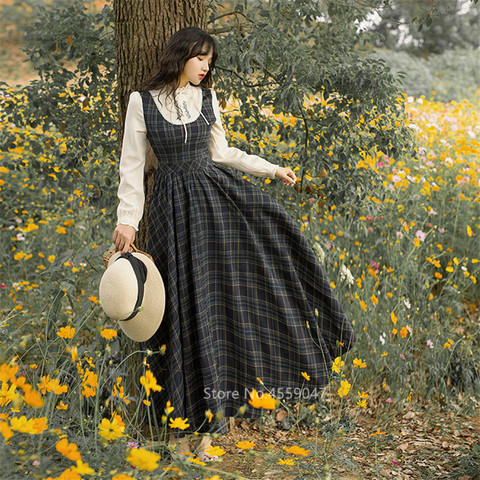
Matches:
[168,417,190,430]
[67,346,78,362]
[236,440,255,449]
[112,475,135,480]
[125,447,161,471]
[248,389,277,410]
[301,371,310,381]
[391,312,397,325]
[0,363,19,382]
[356,398,367,408]
[100,328,117,340]
[98,416,125,441]
[337,380,351,398]
[140,370,162,397]
[56,438,81,462]
[248,389,263,409]
[278,458,295,465]
[14,251,25,261]
[56,401,68,410]
[23,388,44,408]
[370,429,386,436]
[164,400,174,414]
[10,416,48,434]
[88,296,99,304]
[400,327,408,338]
[57,326,75,339]
[332,356,344,373]
[72,459,94,475]
[352,358,367,368]
[205,445,226,457]
[357,390,368,399]
[81,369,98,398]
[0,421,14,441]
[284,445,311,456]
[37,375,68,395]
[0,383,18,407]
[44,467,81,480]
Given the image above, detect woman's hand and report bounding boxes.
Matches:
[275,166,297,186]
[113,224,136,253]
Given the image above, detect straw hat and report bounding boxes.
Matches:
[99,246,165,342]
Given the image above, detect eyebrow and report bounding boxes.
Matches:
[199,50,213,59]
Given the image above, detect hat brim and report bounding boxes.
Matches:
[105,251,165,342]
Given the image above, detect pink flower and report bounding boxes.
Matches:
[416,230,426,242]
[438,228,445,233]
[366,215,373,221]
[427,340,434,348]
[386,398,393,403]
[376,160,384,168]
[400,354,405,360]
[370,261,379,271]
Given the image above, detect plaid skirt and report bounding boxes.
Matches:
[140,89,356,438]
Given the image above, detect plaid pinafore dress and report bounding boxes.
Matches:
[139,88,356,438]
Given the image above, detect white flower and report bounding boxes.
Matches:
[403,298,411,309]
[339,264,354,285]
[312,242,325,264]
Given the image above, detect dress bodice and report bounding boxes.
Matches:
[140,89,218,176]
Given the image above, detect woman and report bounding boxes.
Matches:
[112,26,356,461]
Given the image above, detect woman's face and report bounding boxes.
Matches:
[178,46,213,87]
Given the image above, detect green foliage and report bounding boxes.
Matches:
[208,0,417,221]
[368,0,480,56]
[370,47,480,102]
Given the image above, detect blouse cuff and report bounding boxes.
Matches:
[116,220,139,232]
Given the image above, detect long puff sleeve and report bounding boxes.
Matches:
[208,89,279,179]
[116,91,147,232]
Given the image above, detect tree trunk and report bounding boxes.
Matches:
[114,0,207,251]
[113,0,206,429]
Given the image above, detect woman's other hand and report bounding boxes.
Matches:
[113,224,136,253]
[275,166,297,186]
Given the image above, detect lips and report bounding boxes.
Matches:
[199,74,205,79]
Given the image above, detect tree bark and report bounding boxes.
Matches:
[113,0,206,428]
[114,0,207,251]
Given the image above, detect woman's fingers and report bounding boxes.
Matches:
[112,225,136,253]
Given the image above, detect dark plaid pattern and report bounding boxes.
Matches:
[139,88,356,438]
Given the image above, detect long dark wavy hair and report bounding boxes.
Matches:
[137,26,218,106]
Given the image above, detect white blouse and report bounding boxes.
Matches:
[116,82,280,231]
